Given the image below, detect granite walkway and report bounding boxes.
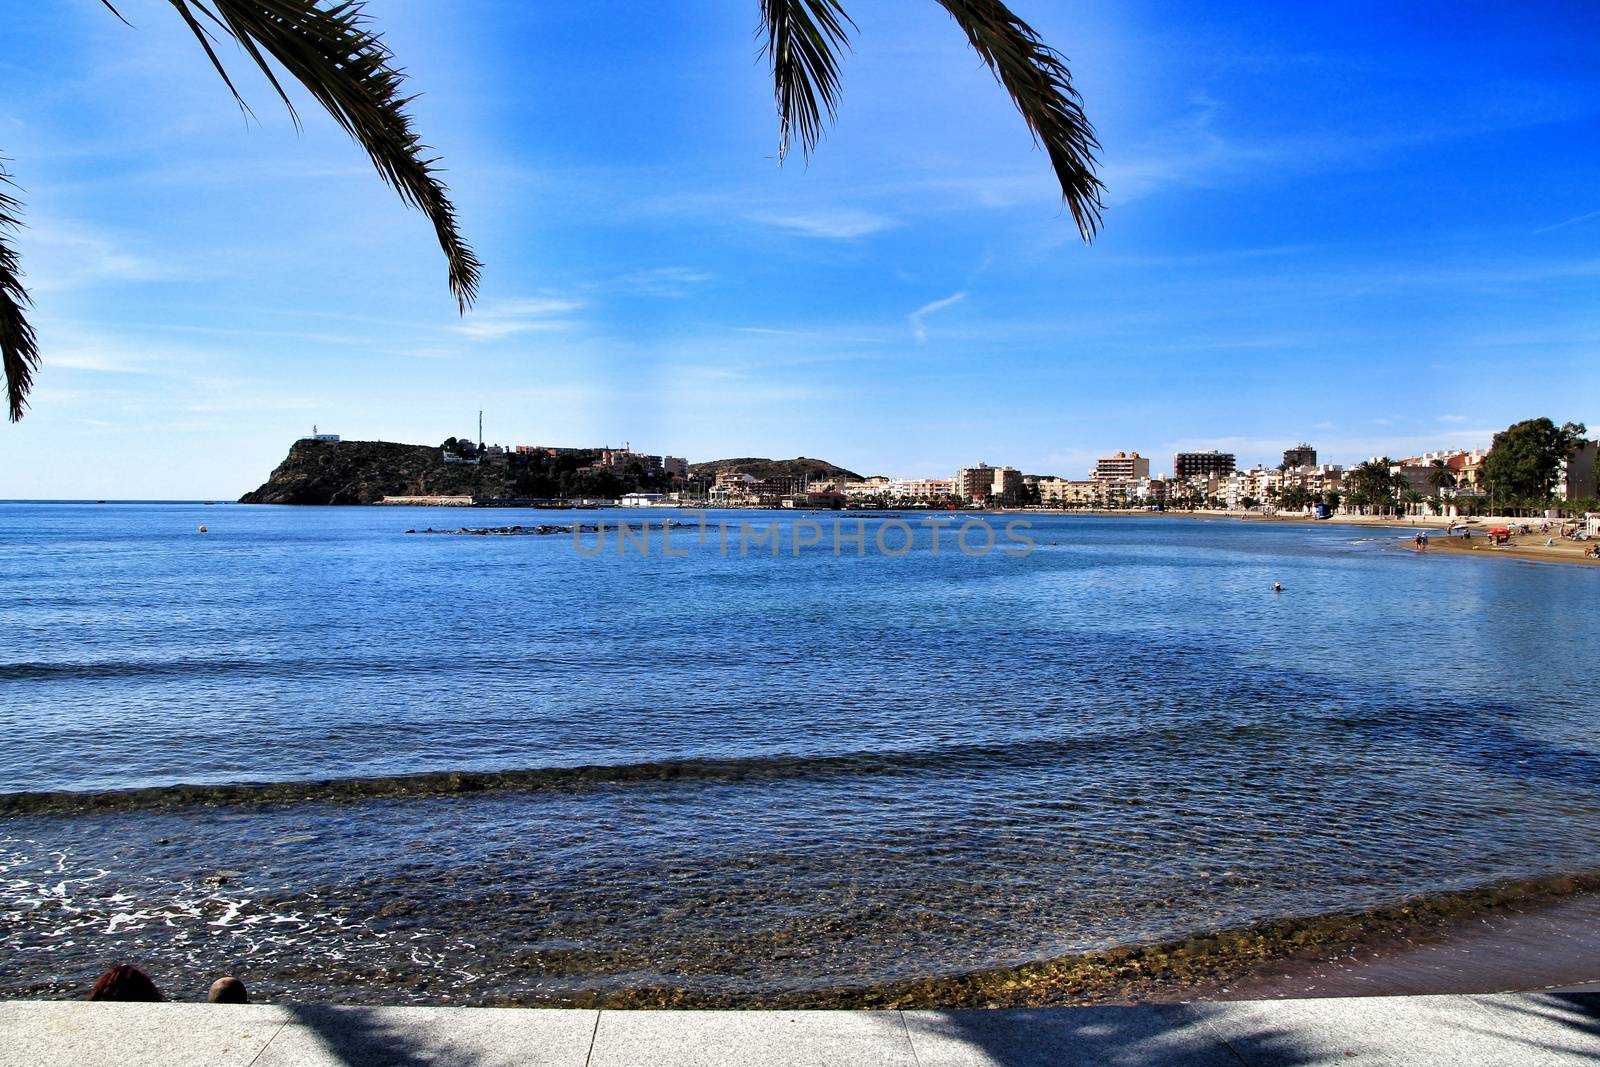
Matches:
[2,991,1598,1066]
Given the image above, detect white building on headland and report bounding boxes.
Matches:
[301,425,340,442]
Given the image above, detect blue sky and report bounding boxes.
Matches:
[3,1,1598,497]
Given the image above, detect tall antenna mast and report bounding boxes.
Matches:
[478,410,484,450]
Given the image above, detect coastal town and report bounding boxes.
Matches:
[250,420,1600,564]
[373,419,1599,521]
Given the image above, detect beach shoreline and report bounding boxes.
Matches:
[1411,530,1600,567]
[5,874,1597,1011]
[10,873,1595,1011]
[987,508,1600,566]
[726,873,1600,1012]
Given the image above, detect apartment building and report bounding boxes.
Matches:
[1174,450,1236,480]
[954,463,1023,505]
[1558,440,1599,501]
[1223,466,1282,510]
[1094,451,1150,482]
[889,478,955,499]
[1282,443,1318,469]
[509,444,686,480]
[954,464,995,502]
[1415,449,1487,496]
[1037,478,1113,507]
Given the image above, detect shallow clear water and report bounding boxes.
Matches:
[2,502,1597,1003]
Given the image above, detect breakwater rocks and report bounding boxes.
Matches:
[406,521,692,536]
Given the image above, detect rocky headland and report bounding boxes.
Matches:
[240,440,521,505]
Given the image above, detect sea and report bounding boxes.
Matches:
[2,501,1598,1005]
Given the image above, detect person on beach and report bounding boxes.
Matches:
[87,964,162,1002]
[208,976,249,1004]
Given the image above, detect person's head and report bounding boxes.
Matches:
[207,976,249,1004]
[87,964,162,1002]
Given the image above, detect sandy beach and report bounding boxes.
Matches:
[1014,508,1600,566]
[1412,532,1600,566]
[1237,512,1600,567]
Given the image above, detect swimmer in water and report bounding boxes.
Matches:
[1272,582,1282,592]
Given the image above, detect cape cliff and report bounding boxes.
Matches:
[240,440,519,505]
[241,441,868,505]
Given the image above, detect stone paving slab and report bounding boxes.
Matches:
[1,992,1597,1066]
[0,1001,288,1067]
[588,1009,917,1067]
[1463,993,1600,1064]
[902,1004,1241,1066]
[253,1005,599,1067]
[1186,993,1542,1066]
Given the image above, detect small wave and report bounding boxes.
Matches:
[4,695,1574,816]
[0,656,498,682]
[0,725,1231,816]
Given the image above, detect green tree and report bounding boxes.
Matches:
[2,0,1103,422]
[1280,485,1314,511]
[1346,459,1397,515]
[1390,470,1414,514]
[1481,418,1588,502]
[1426,459,1457,512]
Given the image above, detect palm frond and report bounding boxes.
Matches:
[932,0,1103,240]
[760,0,855,163]
[0,162,39,423]
[167,0,480,308]
[99,1,135,27]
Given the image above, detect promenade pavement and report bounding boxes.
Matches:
[2,991,1598,1066]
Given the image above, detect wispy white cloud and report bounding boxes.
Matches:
[609,267,713,298]
[1533,208,1600,235]
[29,330,194,378]
[48,350,146,373]
[16,219,180,293]
[1437,414,1469,424]
[453,297,584,341]
[908,291,968,342]
[751,209,901,239]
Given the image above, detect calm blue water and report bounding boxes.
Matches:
[2,501,1598,1004]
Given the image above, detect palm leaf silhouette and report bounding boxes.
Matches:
[4,2,1101,421]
